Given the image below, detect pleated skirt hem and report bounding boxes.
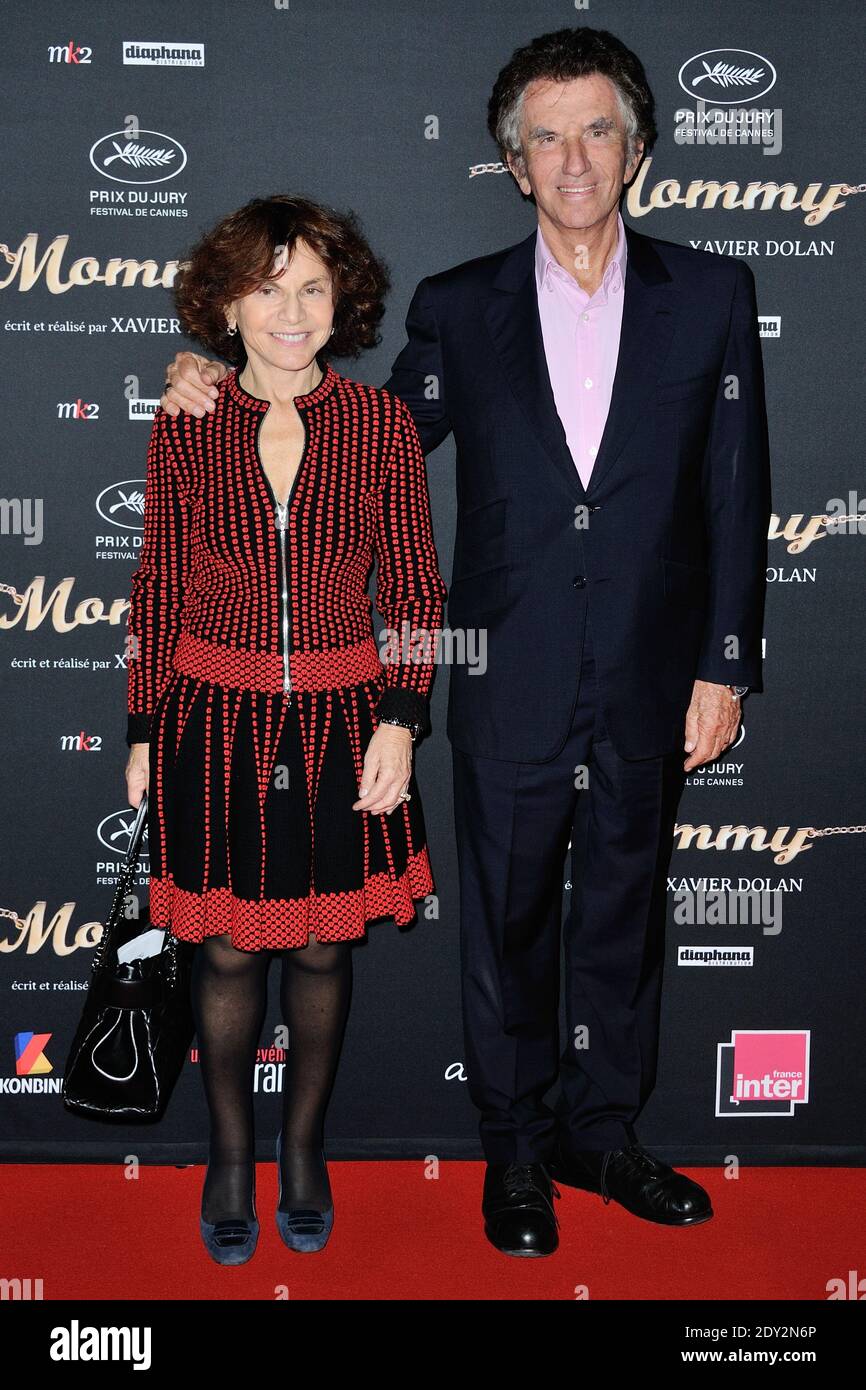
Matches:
[149,845,434,952]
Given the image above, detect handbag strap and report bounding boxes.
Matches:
[90,792,149,977]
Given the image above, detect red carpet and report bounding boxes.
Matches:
[8,1162,862,1300]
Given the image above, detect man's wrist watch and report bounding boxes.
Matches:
[378,716,421,742]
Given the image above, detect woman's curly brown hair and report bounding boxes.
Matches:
[173,194,390,367]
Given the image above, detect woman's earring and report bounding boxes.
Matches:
[226,322,237,336]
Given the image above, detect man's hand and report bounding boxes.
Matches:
[683,680,742,772]
[352,724,413,815]
[160,351,227,418]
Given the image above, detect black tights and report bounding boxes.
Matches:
[191,931,352,1223]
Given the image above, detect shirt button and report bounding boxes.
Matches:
[588,445,597,458]
[582,312,590,322]
[584,378,593,389]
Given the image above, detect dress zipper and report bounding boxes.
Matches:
[274,500,291,700]
[253,412,311,710]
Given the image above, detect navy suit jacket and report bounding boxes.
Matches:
[383,219,771,762]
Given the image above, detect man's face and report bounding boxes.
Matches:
[507,73,643,237]
[228,238,334,371]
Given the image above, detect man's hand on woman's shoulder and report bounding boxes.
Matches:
[161,351,227,417]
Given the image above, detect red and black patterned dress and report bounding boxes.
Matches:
[126,362,447,951]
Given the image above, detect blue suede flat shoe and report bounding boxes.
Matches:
[200,1166,259,1265]
[275,1131,334,1252]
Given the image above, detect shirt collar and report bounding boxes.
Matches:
[534,211,627,297]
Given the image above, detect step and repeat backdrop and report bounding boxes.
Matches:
[1,1,863,1164]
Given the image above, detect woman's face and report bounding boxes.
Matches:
[227,238,335,373]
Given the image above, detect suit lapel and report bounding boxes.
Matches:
[484,232,583,503]
[483,221,678,504]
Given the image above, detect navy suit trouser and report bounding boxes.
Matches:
[451,607,688,1162]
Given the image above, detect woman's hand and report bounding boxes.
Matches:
[352,725,413,815]
[125,743,150,808]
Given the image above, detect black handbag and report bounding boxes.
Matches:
[62,791,196,1122]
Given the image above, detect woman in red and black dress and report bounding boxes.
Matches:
[124,195,446,1263]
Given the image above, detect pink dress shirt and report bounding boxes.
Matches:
[535,212,627,490]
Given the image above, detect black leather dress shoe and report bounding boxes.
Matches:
[549,1141,713,1226]
[482,1161,561,1257]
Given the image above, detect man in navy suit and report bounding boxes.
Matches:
[161,27,770,1257]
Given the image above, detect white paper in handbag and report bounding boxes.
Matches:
[116,927,167,963]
